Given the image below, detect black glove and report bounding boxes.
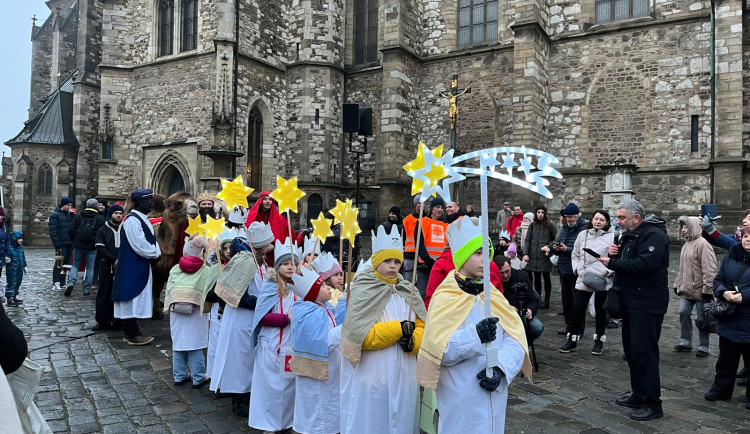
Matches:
[150,255,162,265]
[476,366,505,392]
[702,293,714,303]
[400,320,415,337]
[398,335,415,352]
[475,317,499,344]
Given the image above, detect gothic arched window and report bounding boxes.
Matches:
[181,0,198,52]
[38,164,53,196]
[458,0,498,47]
[353,0,378,65]
[247,107,263,190]
[158,0,175,57]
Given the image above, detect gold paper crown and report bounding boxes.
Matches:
[196,191,216,203]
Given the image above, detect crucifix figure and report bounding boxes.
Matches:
[439,75,471,131]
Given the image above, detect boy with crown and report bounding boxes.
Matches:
[288,266,341,434]
[340,224,427,434]
[248,236,300,432]
[417,217,532,433]
[211,222,272,417]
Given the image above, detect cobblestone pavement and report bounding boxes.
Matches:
[6,248,750,433]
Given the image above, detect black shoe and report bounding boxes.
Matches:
[13,297,23,304]
[192,377,211,389]
[64,286,74,297]
[606,319,619,329]
[6,297,17,307]
[696,350,709,358]
[591,337,604,355]
[232,402,249,418]
[539,300,549,309]
[174,377,191,386]
[739,378,747,387]
[704,391,731,401]
[615,396,642,409]
[629,407,663,421]
[559,334,578,353]
[673,344,692,352]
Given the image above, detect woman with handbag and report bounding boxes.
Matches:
[673,216,717,358]
[560,210,614,354]
[705,226,750,409]
[521,206,557,309]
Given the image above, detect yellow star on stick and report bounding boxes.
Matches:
[270,175,306,214]
[423,161,448,190]
[216,176,254,210]
[329,199,348,225]
[199,215,226,239]
[339,203,361,243]
[403,142,444,196]
[185,216,204,237]
[311,212,334,241]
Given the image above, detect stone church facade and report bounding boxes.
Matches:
[5,0,749,244]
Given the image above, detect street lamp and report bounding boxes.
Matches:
[342,104,372,207]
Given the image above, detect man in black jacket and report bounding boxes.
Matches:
[551,202,587,333]
[496,256,543,342]
[48,197,74,291]
[65,198,105,296]
[93,205,123,331]
[599,199,669,421]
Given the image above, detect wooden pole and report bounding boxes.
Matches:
[408,202,426,320]
[286,210,296,267]
[338,225,344,269]
[310,238,320,264]
[346,240,353,302]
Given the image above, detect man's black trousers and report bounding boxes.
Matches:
[622,311,664,411]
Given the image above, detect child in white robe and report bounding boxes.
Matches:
[248,237,299,431]
[417,217,532,433]
[339,225,427,434]
[164,236,220,388]
[288,266,341,434]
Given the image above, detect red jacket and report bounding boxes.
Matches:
[424,249,503,309]
[506,213,523,237]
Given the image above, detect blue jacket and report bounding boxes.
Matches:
[713,243,750,343]
[553,218,587,276]
[48,207,72,247]
[0,223,9,266]
[6,231,26,293]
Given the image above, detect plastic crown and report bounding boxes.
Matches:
[371,224,403,255]
[228,206,248,225]
[274,237,302,264]
[287,266,324,300]
[302,235,321,258]
[447,216,484,251]
[312,252,338,274]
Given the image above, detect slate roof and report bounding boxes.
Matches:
[5,70,79,148]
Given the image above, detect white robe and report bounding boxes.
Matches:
[170,307,209,351]
[206,303,221,378]
[436,299,526,434]
[210,266,264,393]
[340,294,420,434]
[293,319,342,434]
[248,290,296,431]
[114,210,160,319]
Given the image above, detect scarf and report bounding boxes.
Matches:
[163,257,220,314]
[340,269,428,365]
[417,270,532,390]
[290,300,337,380]
[214,251,259,308]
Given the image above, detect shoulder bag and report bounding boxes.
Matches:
[581,231,608,292]
[708,260,748,321]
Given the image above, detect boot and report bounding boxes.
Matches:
[6,297,17,307]
[559,334,578,353]
[13,297,23,304]
[592,335,605,356]
[64,286,74,297]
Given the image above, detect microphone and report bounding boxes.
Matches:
[613,228,620,246]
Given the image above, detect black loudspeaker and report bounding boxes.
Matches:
[342,103,360,133]
[358,108,372,136]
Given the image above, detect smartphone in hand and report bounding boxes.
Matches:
[583,248,601,259]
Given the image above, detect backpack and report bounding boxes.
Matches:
[76,216,99,245]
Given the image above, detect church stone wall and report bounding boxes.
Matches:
[238,0,289,67]
[30,22,55,115]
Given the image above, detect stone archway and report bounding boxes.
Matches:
[151,152,192,196]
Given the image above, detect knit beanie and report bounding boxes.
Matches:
[523,212,534,221]
[430,197,446,211]
[107,204,124,218]
[60,197,73,207]
[274,252,298,270]
[507,244,517,256]
[389,206,401,218]
[563,202,580,216]
[448,217,494,272]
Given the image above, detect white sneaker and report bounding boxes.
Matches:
[52,282,62,291]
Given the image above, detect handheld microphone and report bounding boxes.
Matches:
[613,228,621,246]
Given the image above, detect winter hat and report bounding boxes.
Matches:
[107,204,124,218]
[389,206,401,218]
[274,237,301,270]
[0,207,5,216]
[370,224,404,270]
[60,197,73,207]
[183,235,206,258]
[413,194,422,206]
[523,212,534,221]
[534,205,547,214]
[229,237,251,258]
[430,197,446,211]
[563,202,580,216]
[447,216,493,272]
[86,198,99,209]
[247,221,274,248]
[311,252,344,280]
[507,244,517,256]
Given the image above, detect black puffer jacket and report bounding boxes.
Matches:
[48,206,72,247]
[553,217,587,276]
[68,209,105,250]
[607,215,670,315]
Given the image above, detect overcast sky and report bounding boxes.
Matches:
[0,1,53,165]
